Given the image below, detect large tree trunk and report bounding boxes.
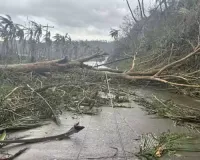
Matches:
[1,45,200,89]
[0,53,108,73]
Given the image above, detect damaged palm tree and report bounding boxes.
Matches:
[0,52,108,73]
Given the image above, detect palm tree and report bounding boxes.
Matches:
[0,15,27,55]
[53,33,61,42]
[26,22,39,62]
[31,21,43,42]
[53,33,62,57]
[110,29,119,40]
[0,23,9,58]
[44,31,52,59]
[15,24,25,42]
[29,21,52,61]
[72,42,78,59]
[0,15,27,61]
[0,15,15,37]
[13,24,25,60]
[0,15,16,56]
[53,33,71,58]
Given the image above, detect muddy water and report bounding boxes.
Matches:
[135,86,200,110]
[85,60,200,110]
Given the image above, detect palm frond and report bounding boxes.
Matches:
[5,15,12,21]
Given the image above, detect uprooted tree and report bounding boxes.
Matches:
[1,42,200,89]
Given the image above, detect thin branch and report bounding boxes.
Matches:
[154,45,200,76]
[26,84,60,125]
[185,39,195,50]
[168,43,174,64]
[4,148,29,160]
[137,0,143,19]
[125,0,138,22]
[153,95,168,107]
[187,70,200,76]
[141,0,147,18]
[158,75,189,83]
[4,86,22,99]
[127,54,136,73]
[123,75,200,88]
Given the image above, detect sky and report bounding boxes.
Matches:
[0,0,153,41]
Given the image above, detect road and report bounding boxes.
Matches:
[3,101,198,160]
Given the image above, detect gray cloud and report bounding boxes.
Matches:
[0,0,150,40]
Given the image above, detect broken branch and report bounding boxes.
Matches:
[155,45,200,76]
[0,123,84,144]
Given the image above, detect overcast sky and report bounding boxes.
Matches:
[0,0,153,41]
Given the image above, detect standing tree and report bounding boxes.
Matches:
[110,29,119,40]
[0,15,16,57]
[44,30,52,59]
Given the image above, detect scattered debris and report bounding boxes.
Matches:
[0,69,108,132]
[115,95,130,103]
[136,131,200,159]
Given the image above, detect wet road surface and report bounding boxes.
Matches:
[3,102,198,160]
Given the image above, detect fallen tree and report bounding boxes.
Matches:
[0,53,108,73]
[1,44,200,89]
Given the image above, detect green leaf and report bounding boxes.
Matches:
[0,130,6,141]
